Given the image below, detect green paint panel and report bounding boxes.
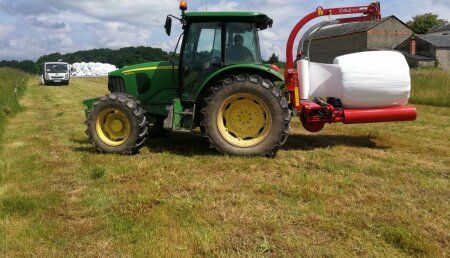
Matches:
[110,61,179,117]
[183,64,284,101]
[82,97,99,117]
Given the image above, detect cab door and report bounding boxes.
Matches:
[181,22,222,101]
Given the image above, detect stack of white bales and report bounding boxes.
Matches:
[71,62,117,76]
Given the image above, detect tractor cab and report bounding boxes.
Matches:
[166,9,274,101]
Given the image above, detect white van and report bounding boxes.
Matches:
[42,62,70,85]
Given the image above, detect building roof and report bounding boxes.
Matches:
[416,34,450,48]
[432,24,450,33]
[311,16,406,40]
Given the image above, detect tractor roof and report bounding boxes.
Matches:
[184,12,273,30]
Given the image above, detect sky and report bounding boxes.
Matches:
[0,0,449,62]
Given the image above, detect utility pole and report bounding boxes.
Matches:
[205,0,208,11]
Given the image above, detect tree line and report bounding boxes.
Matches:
[0,46,174,74]
[0,46,283,74]
[0,46,284,74]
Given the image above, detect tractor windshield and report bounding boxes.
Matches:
[225,22,262,65]
[46,63,68,73]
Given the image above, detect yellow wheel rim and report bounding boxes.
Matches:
[95,108,131,146]
[217,93,272,148]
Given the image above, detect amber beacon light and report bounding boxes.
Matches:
[180,1,188,11]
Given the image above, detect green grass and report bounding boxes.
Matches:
[410,69,450,107]
[0,68,28,140]
[0,76,449,256]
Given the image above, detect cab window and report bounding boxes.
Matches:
[225,22,262,65]
[181,22,222,100]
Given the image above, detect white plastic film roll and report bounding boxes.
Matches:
[297,59,310,99]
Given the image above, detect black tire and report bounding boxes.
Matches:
[86,93,148,154]
[200,74,290,157]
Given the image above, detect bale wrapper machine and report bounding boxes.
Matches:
[285,2,416,132]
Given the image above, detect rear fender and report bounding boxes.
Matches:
[195,64,284,101]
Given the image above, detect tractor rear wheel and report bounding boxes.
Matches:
[200,74,290,157]
[86,93,148,154]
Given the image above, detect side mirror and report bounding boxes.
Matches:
[164,16,172,36]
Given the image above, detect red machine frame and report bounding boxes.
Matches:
[283,2,416,132]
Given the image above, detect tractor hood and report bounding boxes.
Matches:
[109,61,177,76]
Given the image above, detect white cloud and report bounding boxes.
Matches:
[60,0,176,26]
[91,21,151,49]
[27,15,71,32]
[0,24,14,37]
[0,0,448,61]
[206,1,240,12]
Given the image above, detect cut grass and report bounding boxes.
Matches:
[0,76,449,256]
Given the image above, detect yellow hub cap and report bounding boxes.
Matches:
[217,93,271,148]
[96,109,131,146]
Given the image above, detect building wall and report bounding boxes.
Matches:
[367,18,412,49]
[308,33,367,63]
[436,49,450,71]
[404,56,435,68]
[415,37,436,58]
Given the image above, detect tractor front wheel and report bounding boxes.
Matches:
[200,74,290,157]
[86,93,148,154]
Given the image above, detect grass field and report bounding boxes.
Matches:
[410,69,450,107]
[0,68,28,140]
[0,75,449,256]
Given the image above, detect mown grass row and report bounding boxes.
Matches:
[410,68,449,107]
[0,68,28,141]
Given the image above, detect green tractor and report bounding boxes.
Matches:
[83,2,290,157]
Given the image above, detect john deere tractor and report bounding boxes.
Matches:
[83,1,290,157]
[84,1,417,157]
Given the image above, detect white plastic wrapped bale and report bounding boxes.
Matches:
[71,62,117,77]
[298,51,411,109]
[334,51,411,108]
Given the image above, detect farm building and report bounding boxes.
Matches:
[396,24,450,70]
[397,34,450,70]
[306,16,413,63]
